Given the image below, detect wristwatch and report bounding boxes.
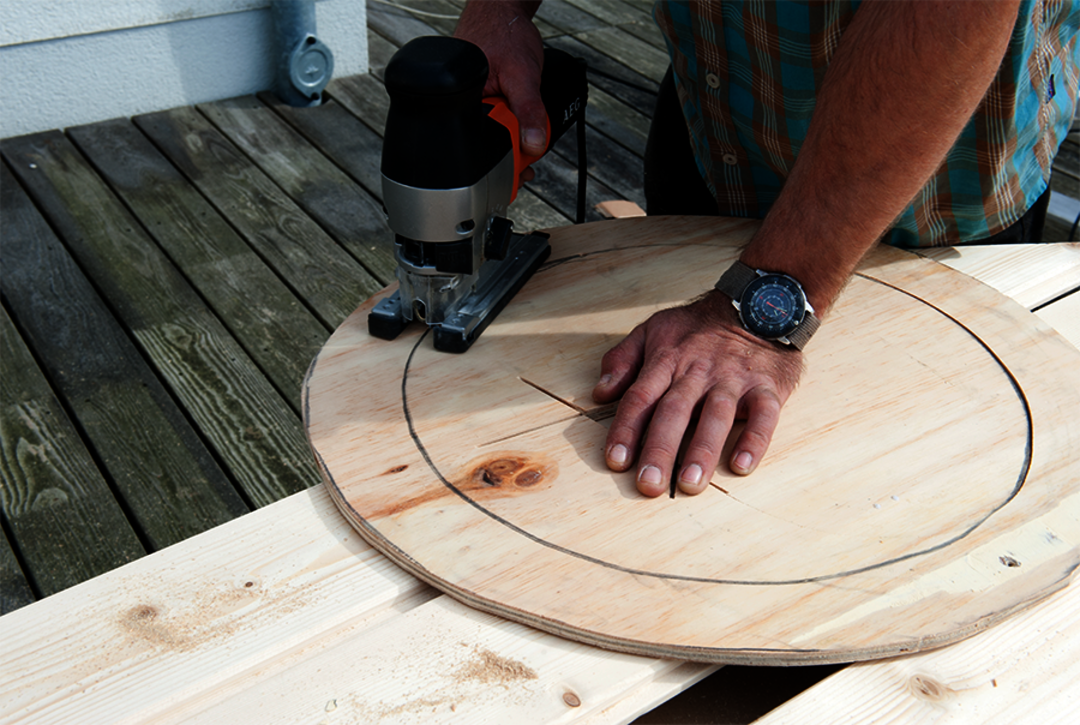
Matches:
[714,260,820,350]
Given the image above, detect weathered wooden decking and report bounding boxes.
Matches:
[1,0,1079,721]
[0,0,665,607]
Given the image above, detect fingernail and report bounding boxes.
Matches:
[598,373,613,387]
[638,465,661,486]
[679,463,702,486]
[608,443,627,466]
[733,451,753,473]
[524,128,546,152]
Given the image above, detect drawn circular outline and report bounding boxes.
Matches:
[399,247,1033,586]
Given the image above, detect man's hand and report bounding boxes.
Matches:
[593,290,802,498]
[454,1,547,157]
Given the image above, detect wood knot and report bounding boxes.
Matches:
[477,458,525,487]
[909,674,951,702]
[128,604,159,621]
[383,464,409,475]
[563,691,581,707]
[515,469,542,487]
[460,452,557,494]
[999,555,1021,568]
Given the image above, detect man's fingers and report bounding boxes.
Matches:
[633,381,705,497]
[593,325,646,404]
[729,386,783,475]
[602,375,664,476]
[676,390,738,495]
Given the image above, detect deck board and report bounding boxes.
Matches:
[0,157,245,551]
[1,132,317,510]
[0,525,34,614]
[197,97,398,284]
[67,118,331,412]
[132,106,379,331]
[0,301,145,597]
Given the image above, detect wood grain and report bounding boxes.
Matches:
[307,216,1080,664]
[67,118,331,411]
[0,481,715,724]
[0,302,145,598]
[0,158,246,550]
[132,106,382,330]
[0,525,34,614]
[1,132,318,508]
[917,243,1080,309]
[196,96,399,283]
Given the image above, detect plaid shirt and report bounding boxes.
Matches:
[654,0,1080,246]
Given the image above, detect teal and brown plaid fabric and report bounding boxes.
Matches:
[654,0,1079,246]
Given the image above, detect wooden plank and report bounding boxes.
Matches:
[197,96,398,284]
[753,578,1080,725]
[258,95,385,199]
[0,301,145,596]
[367,0,442,46]
[0,157,247,550]
[3,239,1073,723]
[619,19,668,52]
[0,520,36,614]
[561,0,647,27]
[525,137,630,221]
[573,26,670,84]
[1045,170,1080,240]
[0,485,436,725]
[308,217,1080,664]
[1035,290,1080,349]
[553,123,647,207]
[67,118,331,411]
[1,132,319,508]
[384,0,465,37]
[581,84,651,157]
[131,106,381,330]
[0,479,715,724]
[134,109,378,323]
[918,243,1080,309]
[327,73,392,135]
[176,596,708,724]
[366,26,401,76]
[534,0,612,35]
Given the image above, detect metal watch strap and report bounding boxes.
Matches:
[714,260,819,351]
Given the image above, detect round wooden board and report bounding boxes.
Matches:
[304,216,1080,665]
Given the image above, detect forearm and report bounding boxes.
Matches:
[741,0,1021,313]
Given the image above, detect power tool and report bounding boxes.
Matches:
[368,36,588,353]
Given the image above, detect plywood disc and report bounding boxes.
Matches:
[304,216,1080,664]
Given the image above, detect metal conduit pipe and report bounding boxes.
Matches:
[272,0,334,106]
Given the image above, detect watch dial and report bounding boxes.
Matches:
[740,274,806,339]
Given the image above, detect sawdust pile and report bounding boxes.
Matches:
[454,647,538,685]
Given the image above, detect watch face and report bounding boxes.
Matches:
[740,274,806,339]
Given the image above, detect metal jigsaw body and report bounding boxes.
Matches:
[368,36,586,353]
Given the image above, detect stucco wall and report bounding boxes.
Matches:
[0,1,368,138]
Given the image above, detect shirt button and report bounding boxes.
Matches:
[705,72,721,89]
[722,153,738,165]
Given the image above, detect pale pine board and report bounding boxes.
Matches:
[0,486,433,724]
[918,242,1080,309]
[0,482,714,725]
[307,217,1080,664]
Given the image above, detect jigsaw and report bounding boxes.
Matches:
[368,36,588,352]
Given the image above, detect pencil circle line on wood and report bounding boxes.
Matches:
[392,249,1034,587]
